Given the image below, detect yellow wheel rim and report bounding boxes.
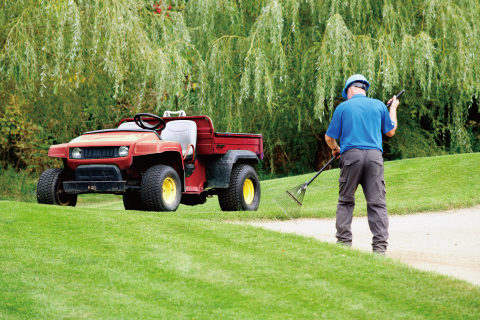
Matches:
[162,177,176,205]
[243,178,255,205]
[57,179,70,206]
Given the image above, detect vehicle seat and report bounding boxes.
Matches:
[163,110,186,117]
[160,120,197,158]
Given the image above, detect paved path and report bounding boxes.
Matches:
[250,206,480,286]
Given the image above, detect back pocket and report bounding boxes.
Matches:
[370,158,383,167]
[344,159,359,166]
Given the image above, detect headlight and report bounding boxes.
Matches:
[71,148,82,159]
[118,146,129,157]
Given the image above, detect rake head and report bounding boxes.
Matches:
[274,183,307,223]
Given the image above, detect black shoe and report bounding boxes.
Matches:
[336,241,352,247]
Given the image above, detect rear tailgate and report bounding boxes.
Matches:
[213,133,263,159]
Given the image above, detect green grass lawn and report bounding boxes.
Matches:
[1,201,479,319]
[1,153,480,318]
[83,153,480,220]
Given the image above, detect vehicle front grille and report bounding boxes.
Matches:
[75,165,122,181]
[83,147,118,159]
[71,147,119,159]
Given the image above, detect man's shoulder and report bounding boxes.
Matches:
[336,101,347,109]
[365,96,386,107]
[335,96,386,110]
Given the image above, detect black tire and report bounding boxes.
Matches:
[218,164,261,211]
[141,165,181,212]
[123,192,144,211]
[36,168,77,206]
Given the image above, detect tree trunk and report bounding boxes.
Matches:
[313,137,334,172]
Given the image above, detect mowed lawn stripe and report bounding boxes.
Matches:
[82,153,480,220]
[1,202,479,319]
[170,152,480,219]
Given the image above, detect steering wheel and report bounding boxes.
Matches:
[133,113,166,131]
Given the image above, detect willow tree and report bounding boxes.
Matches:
[189,0,480,174]
[1,0,479,174]
[0,0,205,169]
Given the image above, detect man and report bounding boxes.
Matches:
[324,74,400,255]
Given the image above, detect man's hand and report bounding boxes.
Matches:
[332,146,341,158]
[325,134,341,158]
[386,95,400,137]
[387,95,399,109]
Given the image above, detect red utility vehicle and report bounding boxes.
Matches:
[36,111,263,212]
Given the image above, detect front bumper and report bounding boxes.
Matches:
[63,181,139,194]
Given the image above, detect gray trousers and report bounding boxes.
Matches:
[335,148,389,253]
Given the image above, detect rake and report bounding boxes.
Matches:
[275,154,340,223]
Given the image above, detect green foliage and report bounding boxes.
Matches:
[384,113,446,159]
[1,0,199,106]
[466,120,480,152]
[0,95,54,170]
[1,0,479,173]
[0,166,37,202]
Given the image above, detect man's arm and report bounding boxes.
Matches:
[325,134,341,157]
[385,96,400,137]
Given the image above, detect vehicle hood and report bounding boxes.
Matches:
[67,131,160,148]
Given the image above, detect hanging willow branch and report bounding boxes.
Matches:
[1,0,479,172]
[1,0,204,110]
[195,0,479,155]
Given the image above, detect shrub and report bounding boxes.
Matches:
[0,166,37,202]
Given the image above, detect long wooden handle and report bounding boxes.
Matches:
[305,154,340,187]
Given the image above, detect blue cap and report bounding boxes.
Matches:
[342,74,370,100]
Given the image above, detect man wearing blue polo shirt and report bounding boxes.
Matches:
[325,74,400,255]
